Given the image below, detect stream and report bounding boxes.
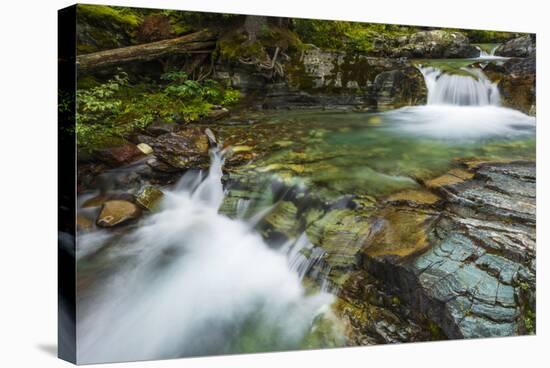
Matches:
[76,58,536,363]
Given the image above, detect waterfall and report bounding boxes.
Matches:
[475,44,505,60]
[420,66,500,106]
[379,65,535,140]
[476,44,499,58]
[77,149,336,363]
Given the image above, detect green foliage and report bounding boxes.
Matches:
[293,19,417,52]
[524,309,536,334]
[76,73,129,150]
[77,4,142,28]
[461,29,517,43]
[293,20,352,50]
[76,71,240,152]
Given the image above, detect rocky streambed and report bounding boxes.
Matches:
[70,9,537,360]
[76,102,536,350]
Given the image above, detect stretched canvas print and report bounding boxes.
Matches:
[58,3,536,364]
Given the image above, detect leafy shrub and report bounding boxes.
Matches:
[76,71,240,152]
[462,29,517,43]
[293,19,417,53]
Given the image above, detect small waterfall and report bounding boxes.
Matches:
[382,64,535,140]
[475,44,505,60]
[420,66,500,106]
[284,233,329,287]
[77,149,336,363]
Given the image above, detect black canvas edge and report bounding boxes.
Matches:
[58,4,77,365]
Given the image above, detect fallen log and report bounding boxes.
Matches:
[77,30,218,71]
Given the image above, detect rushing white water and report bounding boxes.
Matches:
[77,150,335,363]
[383,104,535,140]
[420,66,500,106]
[379,65,536,140]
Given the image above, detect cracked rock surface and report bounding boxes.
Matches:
[362,161,535,339]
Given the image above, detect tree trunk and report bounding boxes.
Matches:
[243,15,267,43]
[77,30,218,71]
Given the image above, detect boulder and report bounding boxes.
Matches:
[501,56,536,115]
[136,143,153,155]
[387,30,480,58]
[488,56,536,115]
[96,200,142,227]
[373,67,428,107]
[149,127,211,169]
[206,108,230,121]
[495,35,535,57]
[135,186,164,210]
[146,120,179,136]
[93,143,144,166]
[264,49,427,109]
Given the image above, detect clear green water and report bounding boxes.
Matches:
[225,108,535,199]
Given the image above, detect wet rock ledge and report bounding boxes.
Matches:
[360,161,536,339]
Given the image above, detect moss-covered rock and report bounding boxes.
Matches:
[383,30,480,58]
[135,186,164,211]
[261,201,300,240]
[494,35,535,57]
[76,4,141,54]
[149,127,210,169]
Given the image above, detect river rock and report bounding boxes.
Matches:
[495,35,535,57]
[96,200,142,227]
[146,120,179,136]
[206,108,230,121]
[149,127,211,169]
[135,186,164,210]
[77,214,94,231]
[93,143,144,166]
[136,143,153,155]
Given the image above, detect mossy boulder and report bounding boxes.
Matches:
[135,186,164,211]
[149,127,211,169]
[494,35,535,57]
[76,4,141,54]
[379,30,480,58]
[93,143,145,167]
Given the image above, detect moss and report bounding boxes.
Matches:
[339,54,383,89]
[426,320,446,340]
[293,19,417,53]
[218,24,303,64]
[285,54,316,90]
[524,309,536,334]
[262,201,300,239]
[462,29,517,43]
[76,75,101,90]
[77,4,141,28]
[76,5,142,54]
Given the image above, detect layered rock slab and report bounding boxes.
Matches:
[362,162,536,339]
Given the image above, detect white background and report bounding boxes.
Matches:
[0,0,547,366]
